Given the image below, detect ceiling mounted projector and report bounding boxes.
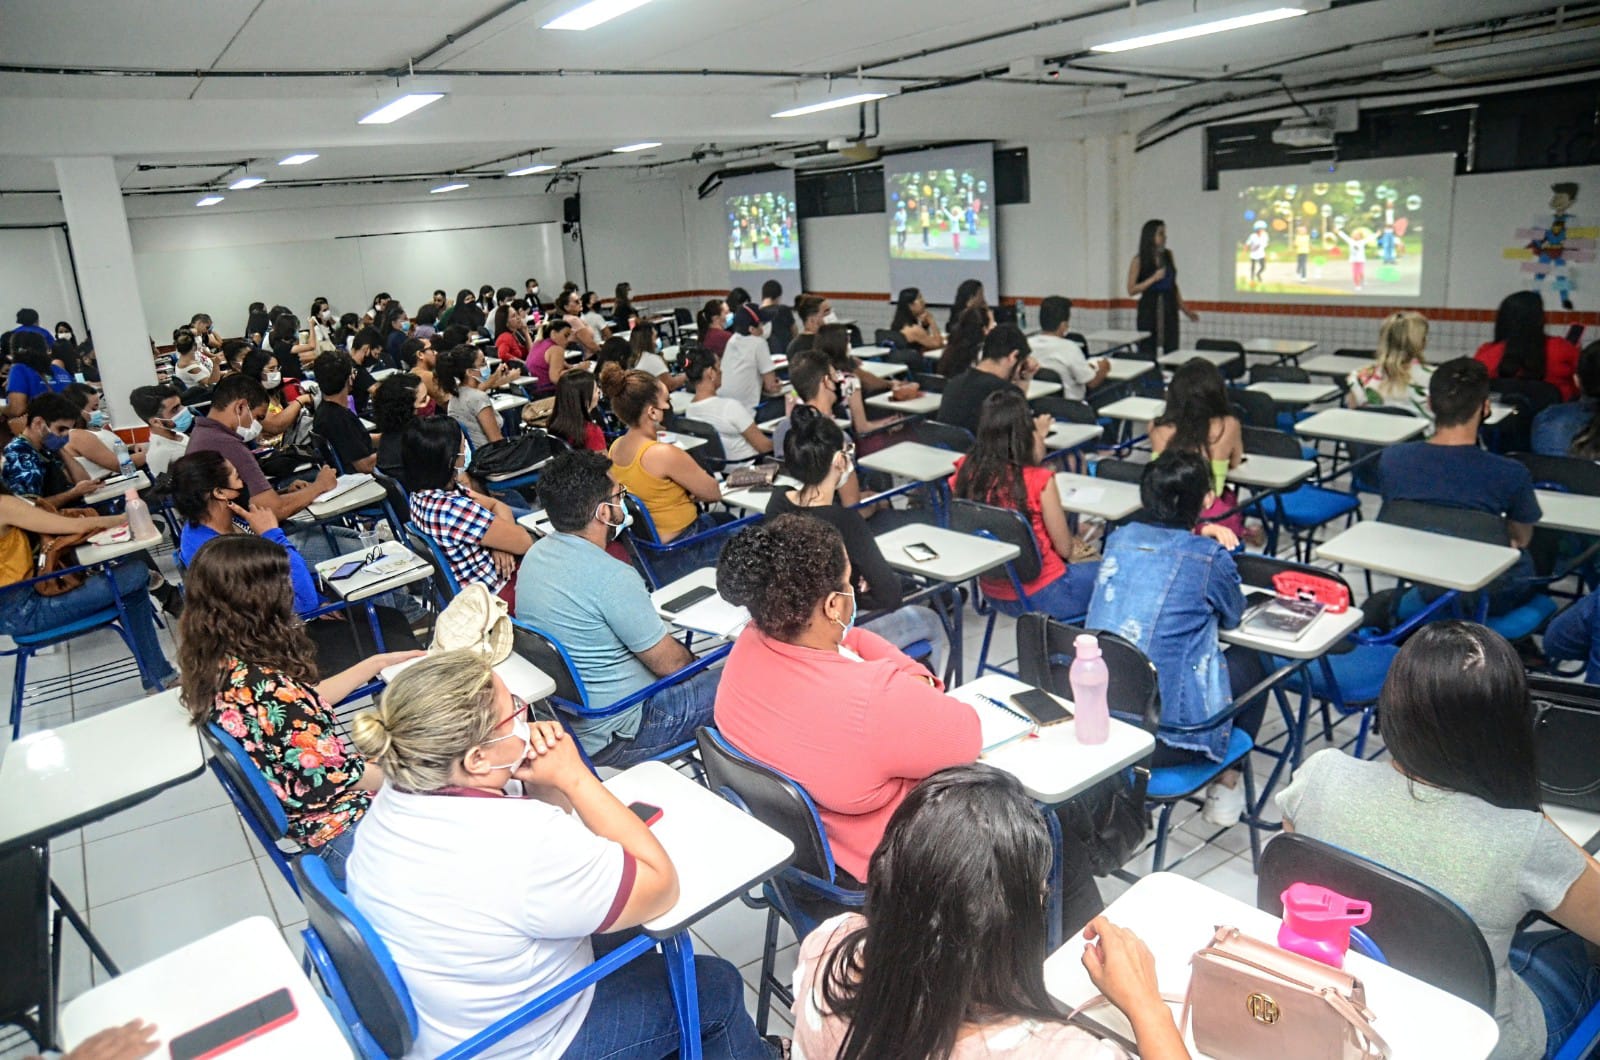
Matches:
[1272,119,1336,147]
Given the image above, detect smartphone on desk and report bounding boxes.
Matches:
[168,987,298,1060]
[903,542,939,563]
[1011,688,1073,726]
[629,801,664,827]
[663,584,716,612]
[327,558,366,581]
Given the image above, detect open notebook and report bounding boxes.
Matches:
[952,690,1038,752]
[318,472,374,505]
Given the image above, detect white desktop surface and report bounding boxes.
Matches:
[1026,379,1063,400]
[1158,349,1241,369]
[1102,359,1157,382]
[1315,521,1520,593]
[864,391,941,416]
[1227,454,1317,490]
[1045,423,1104,453]
[649,567,748,638]
[1243,338,1319,357]
[1096,396,1166,423]
[857,441,961,483]
[1535,490,1600,535]
[76,528,163,566]
[855,360,908,378]
[1300,354,1377,379]
[85,471,151,507]
[1295,408,1427,446]
[1245,381,1340,406]
[1221,587,1365,660]
[1082,329,1150,347]
[875,523,1020,582]
[1055,472,1143,521]
[306,478,388,521]
[313,540,433,603]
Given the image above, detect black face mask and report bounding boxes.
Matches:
[220,485,251,515]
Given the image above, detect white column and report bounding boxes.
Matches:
[52,156,156,430]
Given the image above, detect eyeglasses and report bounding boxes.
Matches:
[491,695,530,732]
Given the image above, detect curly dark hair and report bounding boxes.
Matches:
[371,373,421,435]
[178,535,318,726]
[716,515,847,642]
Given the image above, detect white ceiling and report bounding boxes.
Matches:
[0,0,1592,197]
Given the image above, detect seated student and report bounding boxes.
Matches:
[598,364,722,543]
[795,765,1189,1060]
[1148,358,1246,539]
[130,384,191,478]
[629,321,686,392]
[937,324,1038,435]
[1532,339,1600,458]
[440,344,516,450]
[889,286,945,352]
[171,451,317,615]
[5,332,69,430]
[59,383,125,483]
[399,335,442,415]
[1087,452,1261,827]
[786,294,827,357]
[177,535,420,878]
[769,406,948,671]
[345,651,777,1060]
[2,393,100,506]
[493,301,533,366]
[935,306,989,378]
[172,329,220,390]
[1378,357,1542,614]
[813,324,901,429]
[696,297,732,356]
[240,348,312,449]
[1476,290,1583,402]
[404,416,532,604]
[217,336,250,377]
[771,353,863,509]
[185,373,338,523]
[1546,592,1600,685]
[310,350,377,474]
[524,318,577,393]
[1030,296,1110,402]
[714,515,980,884]
[757,279,795,357]
[514,451,722,767]
[610,280,634,330]
[1347,310,1436,420]
[950,389,1100,620]
[719,305,780,410]
[557,289,603,355]
[345,331,381,420]
[371,374,424,480]
[682,348,773,464]
[548,372,608,453]
[1282,622,1600,1060]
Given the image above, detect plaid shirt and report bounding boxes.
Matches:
[408,488,504,592]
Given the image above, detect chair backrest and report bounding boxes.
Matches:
[1196,338,1245,355]
[1089,457,1144,484]
[911,418,974,453]
[1030,395,1099,426]
[1250,363,1311,385]
[405,523,462,597]
[1242,425,1306,461]
[1033,366,1063,386]
[697,727,841,883]
[1066,330,1089,350]
[203,722,291,837]
[1377,498,1509,547]
[911,371,946,394]
[1528,675,1600,816]
[1257,833,1497,1011]
[0,845,51,1031]
[947,497,1042,585]
[1490,378,1564,418]
[666,416,726,472]
[873,328,907,350]
[1233,553,1353,601]
[754,395,787,425]
[620,493,664,545]
[1512,452,1600,497]
[1333,348,1374,359]
[673,306,693,327]
[293,856,419,1058]
[1014,614,1161,734]
[1230,388,1278,429]
[509,620,588,706]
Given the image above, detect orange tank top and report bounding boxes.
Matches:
[0,524,36,589]
[609,437,698,540]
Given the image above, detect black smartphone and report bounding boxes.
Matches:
[629,801,664,827]
[1011,688,1073,726]
[663,584,716,612]
[903,542,939,563]
[328,558,366,581]
[168,987,298,1059]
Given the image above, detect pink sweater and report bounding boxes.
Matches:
[713,626,981,881]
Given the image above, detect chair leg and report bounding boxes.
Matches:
[1151,803,1177,872]
[12,647,32,740]
[660,933,702,1060]
[975,611,998,678]
[1242,766,1263,871]
[755,907,780,1037]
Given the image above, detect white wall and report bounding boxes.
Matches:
[0,225,84,335]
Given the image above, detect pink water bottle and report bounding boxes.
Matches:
[124,489,158,541]
[1069,633,1110,744]
[1278,883,1372,968]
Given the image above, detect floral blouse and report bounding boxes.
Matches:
[212,659,368,848]
[1346,362,1434,422]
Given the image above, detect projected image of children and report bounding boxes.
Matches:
[887,169,991,261]
[1233,178,1427,297]
[727,191,799,272]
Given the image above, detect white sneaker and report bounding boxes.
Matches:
[1202,780,1246,827]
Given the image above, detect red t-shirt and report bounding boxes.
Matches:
[948,459,1066,600]
[1474,337,1581,402]
[495,330,529,365]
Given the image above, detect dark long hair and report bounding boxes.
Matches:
[549,372,600,449]
[1155,358,1230,455]
[1137,218,1170,277]
[783,404,847,485]
[889,288,921,332]
[1571,340,1600,460]
[178,535,318,725]
[1492,290,1548,383]
[946,279,984,330]
[820,765,1061,1060]
[400,415,461,494]
[169,450,234,526]
[952,388,1035,516]
[936,308,988,377]
[435,345,477,396]
[1380,622,1541,812]
[371,374,421,435]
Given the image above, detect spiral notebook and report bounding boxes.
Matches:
[956,692,1039,752]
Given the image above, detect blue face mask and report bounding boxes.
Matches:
[597,497,634,540]
[399,320,412,333]
[831,586,857,635]
[171,407,195,433]
[42,431,70,452]
[724,312,735,328]
[87,410,108,429]
[479,362,494,382]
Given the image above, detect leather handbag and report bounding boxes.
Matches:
[1184,926,1389,1060]
[430,583,513,664]
[30,505,101,597]
[1530,676,1600,812]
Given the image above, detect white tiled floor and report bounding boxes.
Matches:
[0,496,1402,1054]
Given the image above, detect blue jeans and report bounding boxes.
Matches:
[0,561,174,690]
[591,668,720,770]
[560,933,775,1059]
[646,512,738,586]
[315,820,358,883]
[989,561,1100,623]
[862,604,949,676]
[1511,927,1600,1058]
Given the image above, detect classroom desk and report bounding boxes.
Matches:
[656,431,707,453]
[1245,381,1340,406]
[1300,353,1374,380]
[1486,402,1515,426]
[1226,454,1317,490]
[1044,873,1501,1060]
[370,367,398,381]
[305,476,390,522]
[1082,329,1150,354]
[1536,490,1600,535]
[1547,803,1600,854]
[75,527,162,566]
[719,475,801,514]
[1158,348,1242,371]
[1055,472,1144,521]
[1315,521,1521,594]
[1102,358,1159,382]
[1026,378,1063,400]
[855,360,908,378]
[61,917,353,1058]
[490,391,529,414]
[857,441,961,483]
[1044,422,1104,454]
[648,567,749,639]
[1294,408,1427,447]
[85,470,150,507]
[864,391,941,417]
[1095,396,1166,424]
[515,509,554,537]
[313,541,433,604]
[756,415,848,434]
[1243,337,1319,362]
[379,650,556,704]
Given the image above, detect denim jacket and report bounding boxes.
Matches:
[1085,521,1246,760]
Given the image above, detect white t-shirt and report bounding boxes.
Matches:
[580,311,608,335]
[145,431,190,478]
[687,395,759,461]
[1028,333,1099,402]
[719,332,774,410]
[1246,231,1269,259]
[347,785,631,1060]
[635,351,672,379]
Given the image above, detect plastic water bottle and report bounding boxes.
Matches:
[1069,633,1110,744]
[124,488,158,541]
[1278,883,1372,968]
[113,437,135,479]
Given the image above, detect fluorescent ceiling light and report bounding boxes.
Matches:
[430,182,469,194]
[507,163,558,176]
[229,176,265,189]
[277,153,318,166]
[611,141,661,153]
[772,91,890,119]
[358,92,445,125]
[195,195,224,207]
[544,0,655,31]
[1087,3,1306,53]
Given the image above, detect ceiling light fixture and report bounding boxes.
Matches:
[544,0,656,31]
[430,181,469,194]
[771,91,891,119]
[611,141,662,153]
[229,176,265,190]
[277,153,318,166]
[1086,1,1309,54]
[359,92,445,125]
[507,163,558,176]
[195,195,224,207]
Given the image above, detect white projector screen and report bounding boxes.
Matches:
[883,143,999,304]
[723,170,800,294]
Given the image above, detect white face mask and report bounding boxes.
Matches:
[235,418,263,443]
[596,497,634,541]
[824,310,839,324]
[262,370,282,388]
[479,716,531,771]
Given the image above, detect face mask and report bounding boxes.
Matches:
[655,336,664,352]
[596,498,634,541]
[724,312,735,328]
[479,363,494,382]
[170,407,195,434]
[824,311,839,324]
[399,321,412,333]
[236,419,263,443]
[42,431,70,452]
[830,586,857,635]
[87,410,108,429]
[837,453,854,487]
[479,716,531,771]
[530,286,539,296]
[56,332,71,341]
[263,370,281,388]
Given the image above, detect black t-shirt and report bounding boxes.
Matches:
[786,332,816,357]
[271,337,302,381]
[764,491,903,611]
[312,399,373,471]
[375,430,406,480]
[351,363,377,418]
[936,368,1013,434]
[761,305,795,357]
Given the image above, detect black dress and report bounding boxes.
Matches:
[1135,251,1181,357]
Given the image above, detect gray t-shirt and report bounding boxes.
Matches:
[1278,750,1587,1060]
[449,387,495,450]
